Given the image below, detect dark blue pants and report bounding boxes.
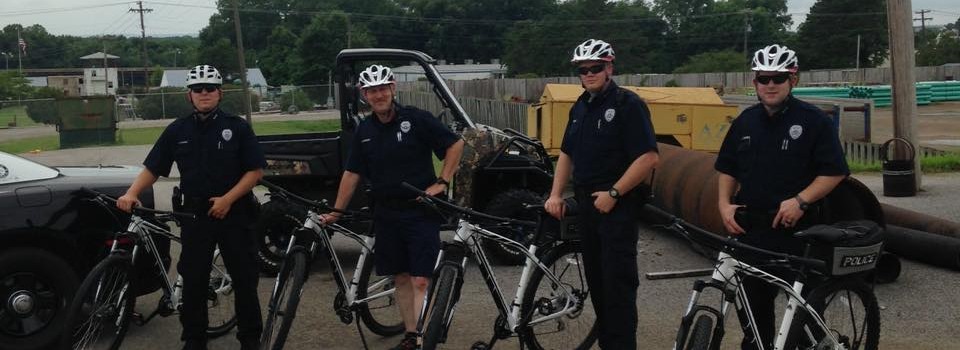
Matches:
[178,201,262,345]
[575,189,641,349]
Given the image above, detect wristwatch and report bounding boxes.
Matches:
[794,195,810,211]
[436,178,450,186]
[608,187,621,199]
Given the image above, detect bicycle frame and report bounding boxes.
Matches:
[678,251,842,350]
[420,217,585,337]
[276,208,392,311]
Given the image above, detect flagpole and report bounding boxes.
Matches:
[16,27,23,75]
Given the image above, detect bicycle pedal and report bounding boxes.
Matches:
[470,341,490,350]
[131,312,145,326]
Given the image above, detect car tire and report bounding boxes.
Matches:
[0,247,80,350]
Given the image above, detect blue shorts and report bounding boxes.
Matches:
[373,215,441,277]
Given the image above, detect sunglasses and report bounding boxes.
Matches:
[576,64,606,76]
[755,74,791,85]
[190,85,219,93]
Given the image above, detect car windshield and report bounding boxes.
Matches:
[0,151,61,185]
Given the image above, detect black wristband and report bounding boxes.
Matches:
[436,178,450,186]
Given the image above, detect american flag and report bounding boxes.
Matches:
[18,37,26,55]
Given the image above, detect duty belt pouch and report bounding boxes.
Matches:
[171,186,184,212]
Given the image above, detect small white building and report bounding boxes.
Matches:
[79,52,120,96]
[391,60,507,82]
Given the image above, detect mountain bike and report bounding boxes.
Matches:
[401,183,597,350]
[655,205,882,350]
[257,180,403,350]
[59,188,236,349]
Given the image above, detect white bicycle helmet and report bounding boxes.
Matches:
[358,64,395,89]
[186,65,223,86]
[751,44,799,73]
[571,39,615,63]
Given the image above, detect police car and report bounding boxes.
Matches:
[0,151,156,350]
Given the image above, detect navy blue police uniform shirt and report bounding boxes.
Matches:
[560,81,658,189]
[345,103,460,200]
[715,95,849,212]
[143,108,267,199]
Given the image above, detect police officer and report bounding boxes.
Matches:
[117,64,265,350]
[321,65,464,350]
[544,39,659,349]
[715,44,849,350]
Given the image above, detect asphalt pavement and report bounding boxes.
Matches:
[17,146,960,350]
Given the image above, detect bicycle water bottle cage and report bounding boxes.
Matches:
[796,220,884,276]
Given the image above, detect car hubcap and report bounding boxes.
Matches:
[8,291,34,315]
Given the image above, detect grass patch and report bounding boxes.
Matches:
[0,105,40,128]
[0,119,341,154]
[847,153,960,174]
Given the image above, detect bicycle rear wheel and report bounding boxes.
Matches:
[206,247,238,337]
[59,254,136,350]
[519,241,598,350]
[356,255,403,336]
[260,250,309,350]
[789,277,880,350]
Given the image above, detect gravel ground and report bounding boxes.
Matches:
[14,149,960,350]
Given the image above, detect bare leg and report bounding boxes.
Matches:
[395,273,432,333]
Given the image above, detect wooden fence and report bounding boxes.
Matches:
[397,91,529,132]
[397,65,960,102]
[843,140,950,164]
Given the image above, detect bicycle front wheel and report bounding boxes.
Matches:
[421,263,460,350]
[519,241,598,350]
[789,277,880,350]
[260,250,308,350]
[356,255,403,336]
[206,247,238,337]
[59,254,136,350]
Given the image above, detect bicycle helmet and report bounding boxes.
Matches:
[751,44,799,73]
[186,64,223,86]
[571,39,615,63]
[358,64,395,89]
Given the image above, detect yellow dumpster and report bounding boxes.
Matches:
[527,84,738,155]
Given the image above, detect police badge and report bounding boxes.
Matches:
[604,108,616,122]
[789,125,803,140]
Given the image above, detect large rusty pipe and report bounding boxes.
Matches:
[881,204,960,239]
[885,225,960,271]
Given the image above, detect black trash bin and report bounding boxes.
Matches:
[881,138,917,197]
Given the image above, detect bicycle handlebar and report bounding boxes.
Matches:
[644,204,827,271]
[400,182,538,228]
[79,187,196,220]
[258,179,368,219]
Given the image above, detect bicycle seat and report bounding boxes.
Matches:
[794,220,883,246]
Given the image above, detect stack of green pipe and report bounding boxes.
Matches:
[791,87,852,99]
[921,81,960,102]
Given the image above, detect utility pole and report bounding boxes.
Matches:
[346,14,352,48]
[231,0,252,122]
[130,1,152,93]
[742,10,751,69]
[914,9,932,35]
[888,0,921,189]
[103,41,109,95]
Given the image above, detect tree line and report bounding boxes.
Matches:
[2,0,959,88]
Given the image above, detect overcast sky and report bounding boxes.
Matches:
[0,0,958,37]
